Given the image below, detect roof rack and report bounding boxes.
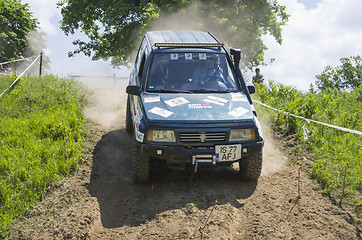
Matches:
[154,43,223,48]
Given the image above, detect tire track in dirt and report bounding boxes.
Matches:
[9,85,360,240]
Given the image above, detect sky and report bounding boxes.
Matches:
[260,0,362,91]
[22,0,362,91]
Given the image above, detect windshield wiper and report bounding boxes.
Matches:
[192,89,229,93]
[148,89,193,93]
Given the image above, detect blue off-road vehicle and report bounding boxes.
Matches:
[126,30,264,183]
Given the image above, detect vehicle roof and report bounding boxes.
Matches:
[146,31,221,45]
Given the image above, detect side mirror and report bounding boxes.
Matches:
[247,85,255,94]
[230,48,241,66]
[126,85,141,96]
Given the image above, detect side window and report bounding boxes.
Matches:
[135,37,148,85]
[138,52,146,77]
[135,38,146,68]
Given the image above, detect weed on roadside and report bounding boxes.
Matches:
[0,75,89,238]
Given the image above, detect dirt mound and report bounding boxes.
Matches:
[8,86,360,240]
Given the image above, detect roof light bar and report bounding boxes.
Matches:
[154,43,223,48]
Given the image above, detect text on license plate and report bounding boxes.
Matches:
[215,144,242,161]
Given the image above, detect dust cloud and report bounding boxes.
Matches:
[83,81,128,132]
[148,2,206,31]
[146,2,226,42]
[259,115,288,176]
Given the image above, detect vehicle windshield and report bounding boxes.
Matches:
[146,52,239,93]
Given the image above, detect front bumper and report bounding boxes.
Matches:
[137,140,264,167]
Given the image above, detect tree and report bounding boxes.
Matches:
[0,0,38,62]
[309,83,316,94]
[316,56,362,91]
[58,0,289,69]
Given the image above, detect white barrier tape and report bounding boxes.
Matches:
[0,56,36,65]
[0,55,41,98]
[302,124,309,140]
[253,99,362,136]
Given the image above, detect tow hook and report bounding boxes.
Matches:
[192,155,216,172]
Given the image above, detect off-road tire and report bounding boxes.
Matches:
[132,142,150,183]
[126,96,133,134]
[239,149,263,181]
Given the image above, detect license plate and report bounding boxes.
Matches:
[215,144,242,161]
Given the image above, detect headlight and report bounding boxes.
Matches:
[229,128,255,141]
[147,130,176,142]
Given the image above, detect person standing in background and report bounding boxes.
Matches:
[0,64,7,73]
[252,67,264,84]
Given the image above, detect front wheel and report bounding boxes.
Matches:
[131,142,150,183]
[239,149,263,181]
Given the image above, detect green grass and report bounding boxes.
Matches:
[0,75,89,237]
[254,81,362,223]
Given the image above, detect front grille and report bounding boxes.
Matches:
[179,132,226,143]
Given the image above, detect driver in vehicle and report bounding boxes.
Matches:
[190,54,227,90]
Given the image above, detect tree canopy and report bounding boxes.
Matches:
[58,0,289,69]
[316,55,362,91]
[0,0,38,62]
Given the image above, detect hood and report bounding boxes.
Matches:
[141,92,254,121]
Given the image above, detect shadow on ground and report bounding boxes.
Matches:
[88,129,257,228]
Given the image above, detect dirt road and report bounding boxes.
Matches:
[10,86,361,239]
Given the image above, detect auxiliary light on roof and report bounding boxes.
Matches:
[154,43,223,48]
